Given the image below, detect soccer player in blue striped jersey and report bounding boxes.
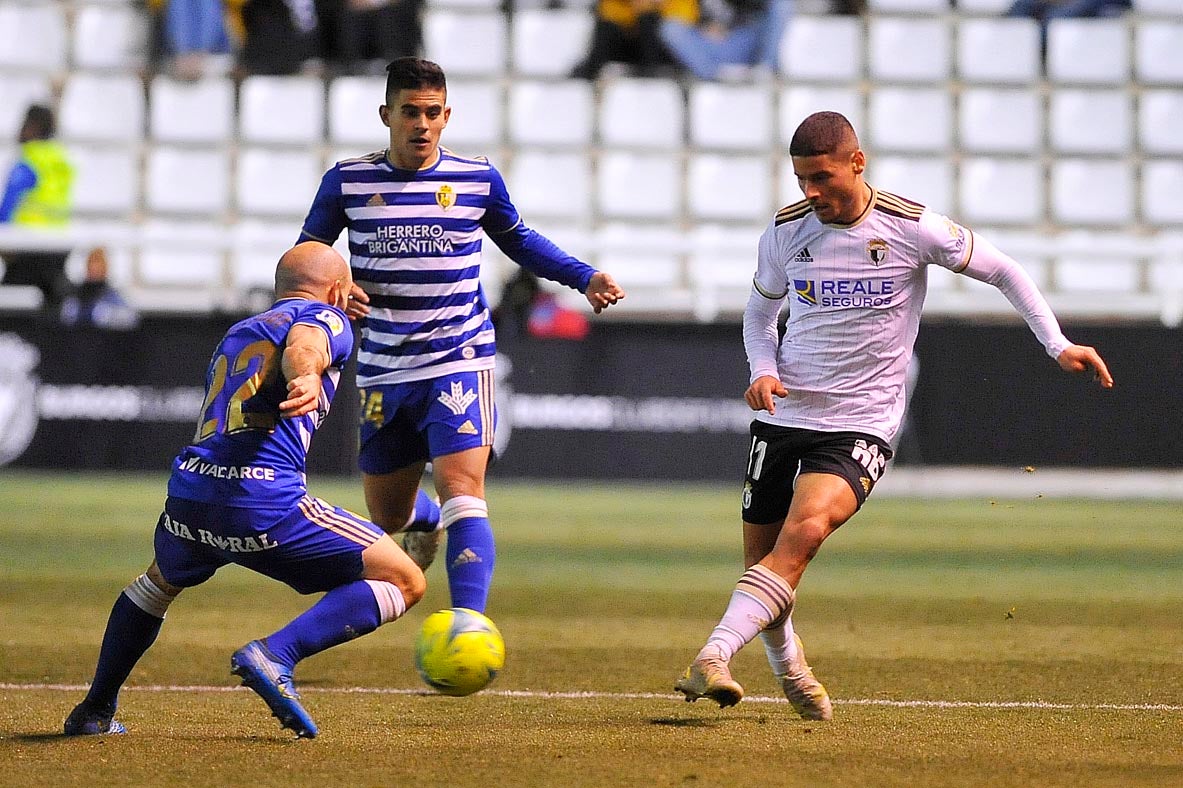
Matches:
[64,243,427,738]
[298,57,624,614]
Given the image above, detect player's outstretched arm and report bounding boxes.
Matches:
[585,271,625,314]
[745,375,788,415]
[1057,344,1114,389]
[280,324,332,417]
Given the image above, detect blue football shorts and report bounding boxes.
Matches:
[357,369,496,475]
[153,495,384,594]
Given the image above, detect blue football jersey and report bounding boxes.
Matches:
[167,298,353,508]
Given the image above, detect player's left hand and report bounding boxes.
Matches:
[586,271,625,314]
[1057,344,1114,389]
[345,282,370,321]
[280,373,324,417]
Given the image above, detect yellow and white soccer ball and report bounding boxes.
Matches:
[414,608,505,696]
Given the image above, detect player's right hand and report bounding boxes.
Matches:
[345,282,370,320]
[745,375,787,414]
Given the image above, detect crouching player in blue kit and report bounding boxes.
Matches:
[64,242,426,739]
[298,57,625,614]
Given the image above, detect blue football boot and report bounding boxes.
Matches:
[63,701,127,736]
[230,640,318,739]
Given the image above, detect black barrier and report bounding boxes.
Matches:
[0,314,1177,478]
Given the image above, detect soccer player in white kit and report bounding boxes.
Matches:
[674,112,1113,719]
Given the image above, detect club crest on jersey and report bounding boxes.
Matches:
[793,279,818,305]
[316,309,345,336]
[366,193,385,208]
[867,238,888,266]
[435,184,455,210]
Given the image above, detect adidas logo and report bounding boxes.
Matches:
[792,246,814,263]
[366,193,386,207]
[451,548,482,567]
[457,420,478,435]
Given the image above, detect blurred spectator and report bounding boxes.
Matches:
[60,248,140,331]
[232,0,321,75]
[336,0,424,75]
[659,0,791,81]
[570,0,697,80]
[0,105,74,312]
[1006,0,1131,55]
[143,0,234,80]
[493,269,589,342]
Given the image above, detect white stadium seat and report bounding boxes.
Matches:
[599,79,684,150]
[1134,21,1183,86]
[231,220,296,290]
[59,73,145,143]
[511,10,593,77]
[871,157,954,216]
[72,4,148,71]
[1049,89,1132,155]
[442,80,503,151]
[687,154,771,222]
[868,88,952,152]
[69,145,140,217]
[779,158,803,206]
[1055,257,1140,293]
[956,18,1041,85]
[778,86,864,148]
[779,15,862,83]
[145,146,230,215]
[507,81,594,147]
[960,158,1044,225]
[596,151,682,221]
[1133,0,1181,12]
[0,2,67,72]
[959,88,1041,154]
[953,0,1011,10]
[236,148,323,217]
[867,18,951,83]
[239,76,325,144]
[424,11,508,77]
[1141,161,1183,226]
[328,76,386,147]
[149,76,235,143]
[1051,159,1134,226]
[594,223,684,289]
[0,75,52,141]
[1046,19,1130,85]
[867,0,949,12]
[138,219,225,287]
[504,151,592,220]
[1140,91,1183,156]
[686,224,764,289]
[689,83,773,151]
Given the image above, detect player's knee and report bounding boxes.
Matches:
[400,564,427,607]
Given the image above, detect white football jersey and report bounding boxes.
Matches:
[751,188,973,444]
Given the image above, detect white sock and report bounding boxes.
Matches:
[124,573,177,618]
[364,580,407,625]
[759,616,801,677]
[701,565,795,663]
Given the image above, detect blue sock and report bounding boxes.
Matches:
[84,592,165,710]
[264,580,383,670]
[441,496,495,613]
[405,489,441,533]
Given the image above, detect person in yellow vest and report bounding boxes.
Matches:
[571,0,698,80]
[0,105,75,310]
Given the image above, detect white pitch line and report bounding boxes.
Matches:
[2,683,1180,712]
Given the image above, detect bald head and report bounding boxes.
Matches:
[789,112,859,158]
[274,242,351,306]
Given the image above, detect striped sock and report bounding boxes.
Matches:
[701,564,795,663]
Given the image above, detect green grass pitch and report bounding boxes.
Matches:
[1,470,1182,786]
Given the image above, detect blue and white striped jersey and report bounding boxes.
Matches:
[299,149,596,387]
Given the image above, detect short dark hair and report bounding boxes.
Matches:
[20,104,55,142]
[385,57,447,101]
[789,111,858,157]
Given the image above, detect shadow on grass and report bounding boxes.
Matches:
[648,717,720,727]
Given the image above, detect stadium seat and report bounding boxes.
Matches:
[867,18,951,83]
[686,224,761,289]
[59,73,145,143]
[1139,91,1183,155]
[1046,19,1130,85]
[230,220,295,290]
[235,148,323,218]
[779,15,862,83]
[0,74,52,141]
[503,150,592,220]
[0,2,67,72]
[867,88,952,152]
[510,9,593,77]
[956,18,1041,85]
[423,11,508,77]
[1141,161,1183,226]
[596,151,682,221]
[138,218,225,287]
[68,145,140,217]
[145,146,230,215]
[149,76,235,143]
[71,4,148,71]
[958,88,1041,154]
[507,81,594,147]
[239,76,325,144]
[778,86,864,147]
[593,223,684,289]
[327,76,386,148]
[952,0,1010,11]
[689,83,773,151]
[687,154,772,222]
[959,158,1044,225]
[778,158,803,207]
[598,79,684,150]
[1048,89,1132,155]
[1050,159,1134,225]
[442,80,503,151]
[871,157,954,215]
[867,0,949,11]
[1055,256,1140,293]
[1134,21,1183,86]
[1133,0,1180,12]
